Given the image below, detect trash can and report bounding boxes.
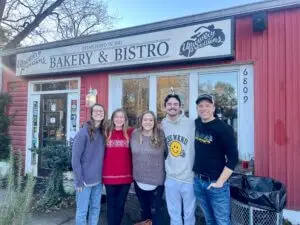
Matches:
[229,173,286,225]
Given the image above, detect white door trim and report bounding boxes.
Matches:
[25,77,81,175]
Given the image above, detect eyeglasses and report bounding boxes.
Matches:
[93,110,104,114]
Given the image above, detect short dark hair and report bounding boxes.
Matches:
[164,94,182,107]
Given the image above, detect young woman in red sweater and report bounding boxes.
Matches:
[102,108,134,225]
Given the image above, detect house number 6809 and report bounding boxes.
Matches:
[243,68,249,103]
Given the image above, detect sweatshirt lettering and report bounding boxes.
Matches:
[166,134,188,145]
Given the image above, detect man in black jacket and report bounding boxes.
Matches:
[193,94,238,225]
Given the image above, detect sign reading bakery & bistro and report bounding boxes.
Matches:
[16,18,233,76]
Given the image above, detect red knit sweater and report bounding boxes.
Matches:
[102,128,134,184]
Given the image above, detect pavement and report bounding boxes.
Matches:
[0,188,205,225]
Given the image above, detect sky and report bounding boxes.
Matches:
[108,0,263,29]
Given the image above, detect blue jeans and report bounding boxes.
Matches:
[194,177,231,225]
[165,178,196,225]
[134,181,164,225]
[75,183,103,225]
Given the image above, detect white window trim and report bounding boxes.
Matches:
[108,64,254,160]
[26,77,81,175]
[28,77,81,95]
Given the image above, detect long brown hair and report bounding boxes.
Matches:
[138,111,164,148]
[87,103,106,142]
[105,108,129,142]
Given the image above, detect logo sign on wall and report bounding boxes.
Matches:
[16,18,233,76]
[179,25,226,57]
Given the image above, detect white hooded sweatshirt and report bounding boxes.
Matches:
[161,112,195,184]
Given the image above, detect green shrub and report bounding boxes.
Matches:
[0,93,12,160]
[0,148,35,225]
[31,142,72,212]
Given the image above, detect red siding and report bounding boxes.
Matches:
[234,9,300,209]
[6,79,28,158]
[80,73,109,124]
[2,7,300,210]
[285,9,300,209]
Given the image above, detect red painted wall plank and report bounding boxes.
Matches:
[251,22,270,178]
[79,73,109,124]
[284,8,300,209]
[6,80,28,157]
[271,11,287,184]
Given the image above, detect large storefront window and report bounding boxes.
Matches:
[156,75,189,121]
[122,78,149,126]
[109,65,254,160]
[198,72,238,135]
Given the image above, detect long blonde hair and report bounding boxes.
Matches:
[138,111,163,148]
[105,108,129,142]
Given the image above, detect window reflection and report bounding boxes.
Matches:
[122,78,149,127]
[156,75,189,122]
[32,80,79,92]
[198,72,238,134]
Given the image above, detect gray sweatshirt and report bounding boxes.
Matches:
[71,122,105,188]
[161,112,195,183]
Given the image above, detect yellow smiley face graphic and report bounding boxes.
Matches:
[170,141,183,157]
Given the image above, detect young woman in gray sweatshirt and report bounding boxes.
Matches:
[130,111,166,225]
[72,104,106,225]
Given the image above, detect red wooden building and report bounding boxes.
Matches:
[1,0,300,221]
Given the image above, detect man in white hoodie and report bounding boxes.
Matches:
[161,94,196,225]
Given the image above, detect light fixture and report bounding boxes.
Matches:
[85,86,97,107]
[169,86,175,94]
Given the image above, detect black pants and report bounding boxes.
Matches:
[134,181,164,225]
[105,184,131,225]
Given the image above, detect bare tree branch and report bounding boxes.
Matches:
[1,20,20,32]
[3,15,34,23]
[17,0,36,16]
[80,22,98,36]
[38,0,49,15]
[0,0,7,23]
[2,0,17,20]
[4,0,65,49]
[32,30,48,43]
[1,0,116,47]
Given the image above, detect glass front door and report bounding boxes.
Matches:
[27,79,80,176]
[38,93,67,176]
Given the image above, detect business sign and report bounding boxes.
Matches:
[16,18,233,76]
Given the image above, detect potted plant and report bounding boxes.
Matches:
[62,170,75,195]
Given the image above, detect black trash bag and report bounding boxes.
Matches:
[229,173,286,212]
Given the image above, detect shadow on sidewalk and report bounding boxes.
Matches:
[99,193,205,225]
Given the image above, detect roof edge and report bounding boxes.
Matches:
[1,0,299,57]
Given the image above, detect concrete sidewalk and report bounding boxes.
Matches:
[0,188,205,225]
